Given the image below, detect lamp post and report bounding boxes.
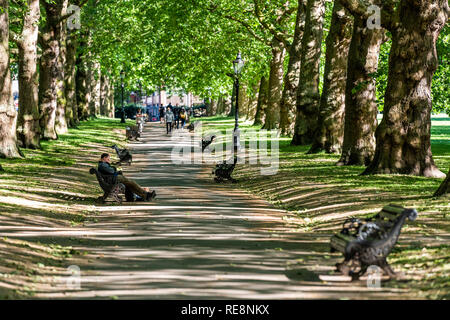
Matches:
[120,70,126,123]
[232,52,245,151]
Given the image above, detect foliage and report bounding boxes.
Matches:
[376,25,449,115]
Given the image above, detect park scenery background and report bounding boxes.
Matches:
[0,0,449,300]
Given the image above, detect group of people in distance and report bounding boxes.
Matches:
[159,103,189,134]
[96,103,193,202]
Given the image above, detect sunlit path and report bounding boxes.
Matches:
[0,123,413,299]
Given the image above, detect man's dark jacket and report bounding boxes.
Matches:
[98,161,119,185]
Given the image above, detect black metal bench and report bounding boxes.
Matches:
[212,156,238,183]
[89,168,126,204]
[330,204,418,280]
[126,125,140,141]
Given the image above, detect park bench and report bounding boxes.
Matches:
[89,168,129,204]
[212,156,238,183]
[330,204,418,280]
[126,125,140,141]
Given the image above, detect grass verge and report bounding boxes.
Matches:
[0,117,132,298]
[196,115,450,299]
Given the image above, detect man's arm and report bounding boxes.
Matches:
[98,162,116,175]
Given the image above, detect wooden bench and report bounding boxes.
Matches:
[330,204,418,280]
[89,168,127,204]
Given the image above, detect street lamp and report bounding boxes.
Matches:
[232,52,245,151]
[120,70,126,123]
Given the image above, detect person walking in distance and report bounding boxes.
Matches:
[136,108,145,133]
[159,104,165,124]
[180,108,187,129]
[173,104,180,130]
[165,107,174,134]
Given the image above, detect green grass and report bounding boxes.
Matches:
[0,117,131,298]
[198,115,450,299]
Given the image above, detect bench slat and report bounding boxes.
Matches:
[331,233,356,253]
[382,205,405,215]
[376,205,406,221]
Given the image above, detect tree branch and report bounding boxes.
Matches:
[206,3,272,46]
[339,0,397,30]
[253,0,292,48]
[9,30,21,44]
[223,13,271,46]
[276,1,297,24]
[57,0,90,24]
[338,0,372,19]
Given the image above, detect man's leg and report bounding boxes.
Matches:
[117,175,147,199]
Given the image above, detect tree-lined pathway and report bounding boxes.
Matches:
[1,123,412,299]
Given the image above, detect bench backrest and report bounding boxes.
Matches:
[89,168,115,193]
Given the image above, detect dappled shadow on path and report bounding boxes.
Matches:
[0,123,415,299]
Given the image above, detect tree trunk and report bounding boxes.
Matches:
[108,81,115,118]
[246,81,260,120]
[0,0,22,158]
[100,74,110,116]
[216,96,224,115]
[291,0,326,145]
[54,0,69,135]
[253,75,268,126]
[363,0,448,178]
[434,168,450,197]
[238,83,248,119]
[92,61,101,116]
[336,17,385,166]
[208,99,218,116]
[76,54,89,121]
[280,0,306,136]
[16,0,41,149]
[309,2,353,154]
[263,38,286,130]
[39,2,65,140]
[87,59,100,117]
[223,96,232,116]
[65,33,78,127]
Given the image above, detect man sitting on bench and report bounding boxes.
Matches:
[98,153,156,201]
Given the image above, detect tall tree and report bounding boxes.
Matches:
[39,1,64,140]
[280,0,306,136]
[308,2,353,154]
[75,55,90,121]
[100,74,109,116]
[245,80,260,120]
[253,75,268,126]
[54,0,69,135]
[263,37,287,129]
[65,33,78,127]
[0,0,22,158]
[291,0,326,145]
[16,0,41,149]
[108,80,115,118]
[434,167,450,197]
[361,0,449,177]
[209,0,297,130]
[336,7,385,165]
